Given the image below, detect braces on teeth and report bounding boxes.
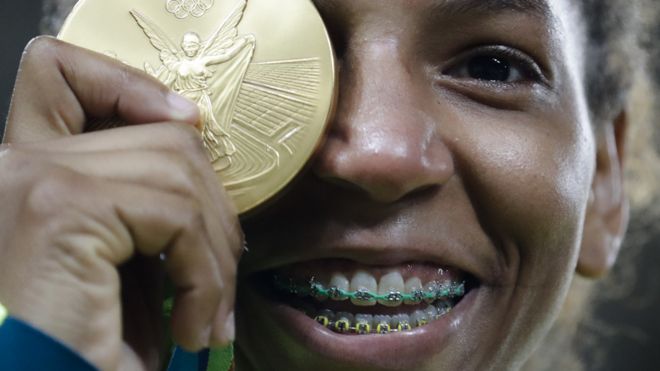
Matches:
[310,302,453,335]
[273,275,465,305]
[272,274,467,334]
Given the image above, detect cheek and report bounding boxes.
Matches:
[449,108,595,281]
[438,105,596,364]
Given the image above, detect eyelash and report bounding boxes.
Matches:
[441,45,548,86]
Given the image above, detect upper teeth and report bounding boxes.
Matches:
[377,272,404,307]
[350,271,378,306]
[274,270,465,307]
[404,277,423,305]
[329,273,350,300]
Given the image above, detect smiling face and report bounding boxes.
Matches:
[234,0,619,370]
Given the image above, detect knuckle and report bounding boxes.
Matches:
[113,63,136,89]
[0,148,44,196]
[22,168,131,262]
[24,167,84,218]
[0,147,29,173]
[205,275,224,297]
[22,36,60,67]
[23,35,58,56]
[162,123,207,158]
[194,278,224,311]
[182,202,206,232]
[161,153,200,196]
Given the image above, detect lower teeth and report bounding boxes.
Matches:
[309,301,453,335]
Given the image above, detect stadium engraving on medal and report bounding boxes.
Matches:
[59,0,336,214]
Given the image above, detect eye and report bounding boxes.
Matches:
[443,46,546,85]
[465,56,516,82]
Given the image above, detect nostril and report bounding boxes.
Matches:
[313,138,453,203]
[346,152,452,202]
[357,180,440,204]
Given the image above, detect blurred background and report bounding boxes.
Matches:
[0,0,658,370]
[0,0,41,121]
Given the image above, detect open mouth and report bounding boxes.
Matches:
[256,259,477,336]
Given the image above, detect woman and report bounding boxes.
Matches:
[0,0,657,370]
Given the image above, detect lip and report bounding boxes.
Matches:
[241,278,479,369]
[238,217,502,368]
[239,241,498,287]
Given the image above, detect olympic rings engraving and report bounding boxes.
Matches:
[166,0,215,19]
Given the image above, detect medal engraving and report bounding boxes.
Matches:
[131,1,322,180]
[59,0,335,213]
[166,0,215,19]
[131,3,255,168]
[226,58,321,187]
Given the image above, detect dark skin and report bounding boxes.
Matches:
[1,40,239,371]
[239,0,628,369]
[0,0,627,370]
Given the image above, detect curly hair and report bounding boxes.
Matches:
[579,0,640,120]
[574,0,659,213]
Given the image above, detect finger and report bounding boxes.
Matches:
[23,123,245,260]
[21,124,245,261]
[109,183,223,351]
[8,163,225,355]
[19,126,243,344]
[30,149,210,197]
[21,122,206,154]
[210,271,237,346]
[29,168,225,351]
[59,146,242,344]
[5,36,199,143]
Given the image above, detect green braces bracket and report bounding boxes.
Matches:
[273,276,466,304]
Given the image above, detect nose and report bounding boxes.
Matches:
[314,40,454,203]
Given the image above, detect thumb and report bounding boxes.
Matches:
[5,36,199,143]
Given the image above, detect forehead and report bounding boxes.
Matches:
[412,0,550,17]
[311,0,583,68]
[313,0,558,23]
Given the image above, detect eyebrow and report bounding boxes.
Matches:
[430,0,551,19]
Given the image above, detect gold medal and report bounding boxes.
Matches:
[58,0,336,214]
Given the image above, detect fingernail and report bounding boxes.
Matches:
[224,311,235,342]
[167,92,199,122]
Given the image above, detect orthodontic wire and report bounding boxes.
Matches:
[273,275,466,303]
[312,303,452,335]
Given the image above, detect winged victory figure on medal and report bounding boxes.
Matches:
[130,0,322,198]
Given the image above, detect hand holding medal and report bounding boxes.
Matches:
[59,0,336,214]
